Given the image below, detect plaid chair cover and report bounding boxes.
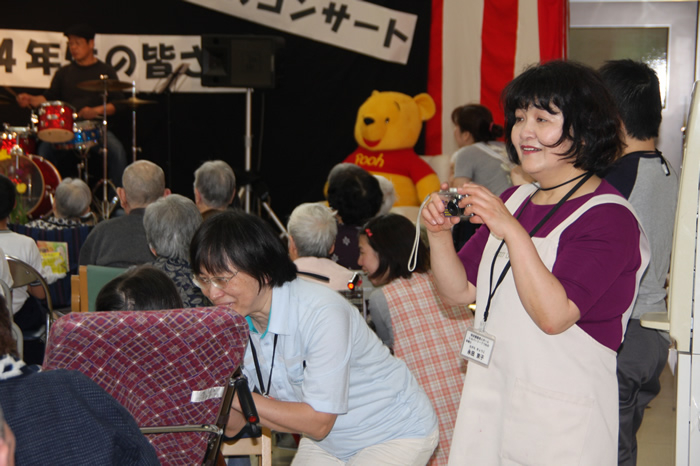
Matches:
[43,306,249,465]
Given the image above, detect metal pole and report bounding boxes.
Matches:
[244,88,253,213]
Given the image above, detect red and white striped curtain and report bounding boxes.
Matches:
[425,0,567,155]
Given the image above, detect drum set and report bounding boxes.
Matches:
[0,76,155,220]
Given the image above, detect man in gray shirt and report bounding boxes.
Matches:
[601,59,679,466]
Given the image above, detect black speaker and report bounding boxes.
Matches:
[201,35,284,89]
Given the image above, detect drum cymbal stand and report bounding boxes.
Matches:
[92,75,118,220]
[130,82,139,162]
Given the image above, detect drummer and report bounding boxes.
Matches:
[16,24,127,187]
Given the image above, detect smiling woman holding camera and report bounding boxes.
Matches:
[422,61,650,465]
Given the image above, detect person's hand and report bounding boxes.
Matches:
[77,106,102,120]
[460,183,520,240]
[16,93,33,108]
[421,182,463,234]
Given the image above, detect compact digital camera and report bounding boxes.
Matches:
[438,188,466,217]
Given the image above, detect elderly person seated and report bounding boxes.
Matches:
[95,265,184,311]
[0,294,159,465]
[79,160,169,267]
[287,203,355,291]
[143,194,207,307]
[193,160,236,219]
[26,178,94,229]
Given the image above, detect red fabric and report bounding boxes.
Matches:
[538,0,568,62]
[481,0,519,130]
[425,0,444,155]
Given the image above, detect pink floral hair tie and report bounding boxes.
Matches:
[364,228,373,237]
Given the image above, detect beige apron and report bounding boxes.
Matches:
[448,185,650,466]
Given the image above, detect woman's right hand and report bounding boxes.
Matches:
[422,182,463,234]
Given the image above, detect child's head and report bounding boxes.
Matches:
[358,214,429,286]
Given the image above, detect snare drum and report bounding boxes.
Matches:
[38,101,75,143]
[1,126,37,155]
[55,120,101,151]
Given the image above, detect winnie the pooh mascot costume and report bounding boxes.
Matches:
[343,91,441,207]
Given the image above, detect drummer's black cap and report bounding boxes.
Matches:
[64,24,95,41]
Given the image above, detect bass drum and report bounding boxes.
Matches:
[0,153,61,219]
[28,154,61,218]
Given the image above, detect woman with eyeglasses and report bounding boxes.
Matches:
[190,210,438,465]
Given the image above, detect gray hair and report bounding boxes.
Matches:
[143,194,202,260]
[287,203,337,258]
[122,160,166,208]
[373,175,396,216]
[54,178,91,218]
[193,160,236,209]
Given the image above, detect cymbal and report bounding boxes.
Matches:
[113,96,158,108]
[77,78,132,92]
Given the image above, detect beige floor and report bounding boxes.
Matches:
[262,365,678,466]
[637,364,675,466]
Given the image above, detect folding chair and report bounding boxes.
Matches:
[70,264,127,312]
[5,255,54,343]
[0,278,23,359]
[43,306,255,465]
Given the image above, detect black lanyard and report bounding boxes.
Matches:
[249,334,278,397]
[482,172,594,324]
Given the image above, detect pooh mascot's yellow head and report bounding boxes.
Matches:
[343,91,441,207]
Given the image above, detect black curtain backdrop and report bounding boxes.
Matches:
[0,0,431,224]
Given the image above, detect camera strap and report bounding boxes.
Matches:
[481,172,594,327]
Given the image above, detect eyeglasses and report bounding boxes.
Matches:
[192,271,239,290]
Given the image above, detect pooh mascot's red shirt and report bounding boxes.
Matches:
[344,147,440,207]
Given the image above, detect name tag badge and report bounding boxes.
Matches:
[461,327,496,367]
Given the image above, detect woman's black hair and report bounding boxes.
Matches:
[190,210,297,291]
[0,175,16,220]
[327,164,382,225]
[95,265,184,311]
[360,214,429,284]
[451,104,504,142]
[502,60,623,174]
